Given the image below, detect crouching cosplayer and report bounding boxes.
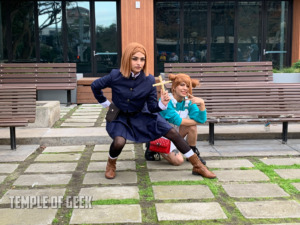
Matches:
[145,73,208,166]
[91,42,216,179]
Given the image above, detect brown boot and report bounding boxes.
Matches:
[188,154,216,179]
[105,157,117,179]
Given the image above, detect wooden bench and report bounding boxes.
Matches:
[0,63,77,105]
[164,61,273,85]
[77,77,112,104]
[163,61,300,144]
[0,86,36,150]
[194,84,300,144]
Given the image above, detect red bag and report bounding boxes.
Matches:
[149,137,171,154]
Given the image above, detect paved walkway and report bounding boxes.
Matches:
[0,104,300,225]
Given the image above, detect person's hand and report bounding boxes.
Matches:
[161,90,170,106]
[188,93,206,110]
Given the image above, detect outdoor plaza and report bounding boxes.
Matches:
[0,103,300,225]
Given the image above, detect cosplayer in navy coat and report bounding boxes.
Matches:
[91,69,172,142]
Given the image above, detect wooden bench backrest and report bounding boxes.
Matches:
[164,61,273,84]
[0,86,36,125]
[0,63,77,90]
[193,84,300,118]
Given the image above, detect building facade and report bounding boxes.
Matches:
[1,0,299,77]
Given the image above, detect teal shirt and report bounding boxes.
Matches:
[160,97,207,126]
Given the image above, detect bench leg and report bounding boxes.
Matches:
[209,123,215,145]
[282,122,288,144]
[10,127,16,150]
[67,90,71,106]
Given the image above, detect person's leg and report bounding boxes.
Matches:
[105,136,126,179]
[179,125,206,165]
[163,128,216,178]
[161,149,184,166]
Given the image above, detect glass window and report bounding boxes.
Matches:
[237,2,262,62]
[183,2,207,63]
[211,1,235,62]
[2,1,35,62]
[66,1,91,73]
[95,1,118,74]
[38,1,63,62]
[265,1,288,69]
[156,2,180,73]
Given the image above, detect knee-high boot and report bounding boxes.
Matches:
[188,154,216,179]
[105,157,117,179]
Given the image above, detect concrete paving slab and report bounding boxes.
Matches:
[60,122,95,127]
[94,144,135,151]
[222,183,289,198]
[214,170,269,182]
[70,115,99,119]
[35,153,81,162]
[214,143,294,152]
[206,159,254,169]
[149,170,203,182]
[43,145,85,153]
[76,108,102,112]
[292,183,300,191]
[87,161,136,171]
[155,202,227,221]
[260,157,300,165]
[218,150,300,157]
[289,144,300,151]
[0,128,48,139]
[213,139,281,146]
[72,112,100,116]
[0,188,66,204]
[0,145,39,162]
[79,186,140,200]
[153,185,214,200]
[13,174,72,186]
[274,169,300,179]
[91,151,135,160]
[235,200,300,218]
[25,163,77,173]
[147,160,192,170]
[83,172,137,184]
[70,204,142,224]
[101,122,106,126]
[0,163,19,173]
[42,127,108,138]
[64,118,97,123]
[0,208,57,225]
[0,175,6,183]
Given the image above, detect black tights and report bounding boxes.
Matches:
[109,128,190,158]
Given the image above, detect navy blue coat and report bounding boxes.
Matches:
[91,69,172,142]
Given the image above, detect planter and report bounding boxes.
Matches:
[273,73,300,83]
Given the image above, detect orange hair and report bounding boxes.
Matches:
[120,42,148,78]
[168,73,199,95]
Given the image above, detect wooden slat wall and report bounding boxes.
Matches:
[292,0,300,64]
[121,0,154,75]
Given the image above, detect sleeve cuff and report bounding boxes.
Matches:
[159,100,168,110]
[100,100,111,108]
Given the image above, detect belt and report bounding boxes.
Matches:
[120,110,140,117]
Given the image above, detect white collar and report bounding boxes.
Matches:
[131,71,140,78]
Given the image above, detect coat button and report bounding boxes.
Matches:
[130,88,133,91]
[127,99,130,102]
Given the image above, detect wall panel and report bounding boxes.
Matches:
[292,0,300,63]
[121,0,155,74]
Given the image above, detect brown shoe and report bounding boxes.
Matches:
[105,157,117,179]
[188,154,216,179]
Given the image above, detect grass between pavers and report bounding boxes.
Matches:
[53,106,80,128]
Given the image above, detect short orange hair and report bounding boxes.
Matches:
[120,42,148,78]
[168,73,199,95]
